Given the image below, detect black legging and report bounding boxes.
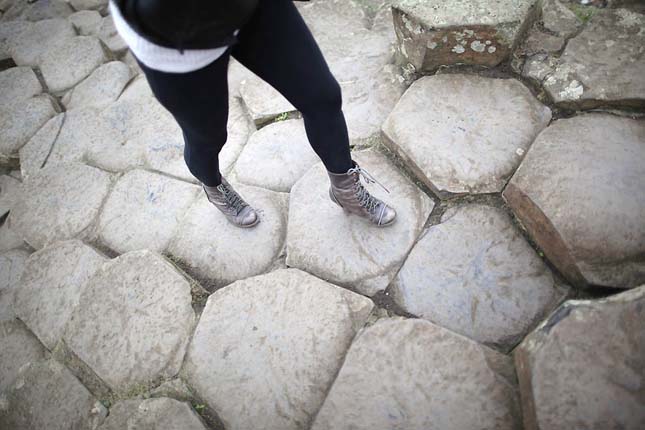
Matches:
[135,0,353,186]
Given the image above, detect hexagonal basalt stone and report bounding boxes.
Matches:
[63,250,195,394]
[182,268,374,430]
[0,21,32,61]
[0,67,42,105]
[14,240,107,350]
[68,10,102,36]
[541,8,645,109]
[232,119,319,192]
[382,74,551,197]
[0,95,58,157]
[392,0,539,72]
[286,149,434,296]
[96,16,127,56]
[18,113,64,180]
[11,18,75,66]
[515,286,645,430]
[9,162,112,249]
[0,359,107,430]
[167,182,288,289]
[62,61,133,110]
[503,114,645,289]
[391,204,567,350]
[5,0,74,22]
[0,249,29,322]
[311,318,521,430]
[98,398,208,430]
[41,36,108,93]
[98,169,199,254]
[0,319,48,394]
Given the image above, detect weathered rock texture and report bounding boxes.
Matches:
[392,204,567,350]
[515,286,645,430]
[0,95,58,157]
[312,318,521,430]
[63,250,195,394]
[183,268,374,430]
[0,319,47,393]
[62,61,132,110]
[392,0,539,72]
[382,74,551,197]
[0,249,29,321]
[98,398,208,430]
[286,149,434,296]
[0,66,42,105]
[10,18,75,66]
[503,114,645,289]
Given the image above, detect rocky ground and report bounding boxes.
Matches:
[0,0,644,429]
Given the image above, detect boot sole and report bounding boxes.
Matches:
[329,188,396,227]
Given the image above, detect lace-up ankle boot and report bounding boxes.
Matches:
[327,160,396,227]
[202,177,259,228]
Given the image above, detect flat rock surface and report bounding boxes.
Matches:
[382,74,551,197]
[392,204,566,350]
[0,249,29,322]
[515,286,645,430]
[9,161,112,249]
[0,319,47,393]
[183,268,374,430]
[41,36,107,93]
[167,182,288,289]
[0,359,107,430]
[99,398,208,430]
[286,148,434,296]
[0,174,21,218]
[503,114,645,289]
[18,113,64,180]
[14,240,106,350]
[0,67,42,105]
[98,169,199,253]
[63,250,195,394]
[68,9,102,35]
[232,119,319,192]
[62,61,132,110]
[11,18,75,66]
[311,318,521,430]
[0,95,58,156]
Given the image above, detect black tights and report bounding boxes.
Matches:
[135,0,354,186]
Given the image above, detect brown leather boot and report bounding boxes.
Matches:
[327,160,396,227]
[202,176,259,228]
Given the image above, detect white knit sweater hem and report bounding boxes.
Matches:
[109,1,237,73]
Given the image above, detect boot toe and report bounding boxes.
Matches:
[378,205,397,226]
[239,207,259,227]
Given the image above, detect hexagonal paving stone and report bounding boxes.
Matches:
[515,286,645,430]
[97,16,127,56]
[9,162,113,249]
[238,77,295,126]
[0,21,32,61]
[62,61,133,110]
[18,113,64,180]
[0,249,30,322]
[68,9,102,35]
[182,268,374,430]
[286,148,434,296]
[503,114,645,289]
[167,182,288,289]
[391,204,567,350]
[11,18,75,66]
[98,398,208,430]
[14,240,107,350]
[541,8,645,109]
[382,74,551,197]
[232,119,319,192]
[0,319,48,394]
[4,0,73,22]
[0,174,20,218]
[391,0,538,72]
[311,318,521,430]
[0,359,107,429]
[41,36,108,93]
[0,66,42,105]
[0,95,58,157]
[63,250,195,394]
[98,169,199,254]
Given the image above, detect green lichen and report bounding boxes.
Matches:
[568,4,596,23]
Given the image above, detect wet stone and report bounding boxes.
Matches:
[503,114,645,289]
[9,162,112,249]
[11,18,75,66]
[0,95,58,157]
[0,319,48,394]
[286,148,434,296]
[311,318,521,430]
[382,74,551,197]
[0,66,42,105]
[182,268,374,430]
[391,204,567,350]
[62,61,132,110]
[14,240,107,350]
[40,36,108,93]
[98,169,199,254]
[0,359,107,430]
[391,0,539,72]
[232,119,319,193]
[63,250,195,394]
[515,286,645,430]
[167,182,288,289]
[99,398,208,430]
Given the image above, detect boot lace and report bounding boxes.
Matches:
[347,165,390,214]
[218,183,247,213]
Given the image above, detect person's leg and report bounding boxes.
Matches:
[230,0,353,174]
[135,53,231,186]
